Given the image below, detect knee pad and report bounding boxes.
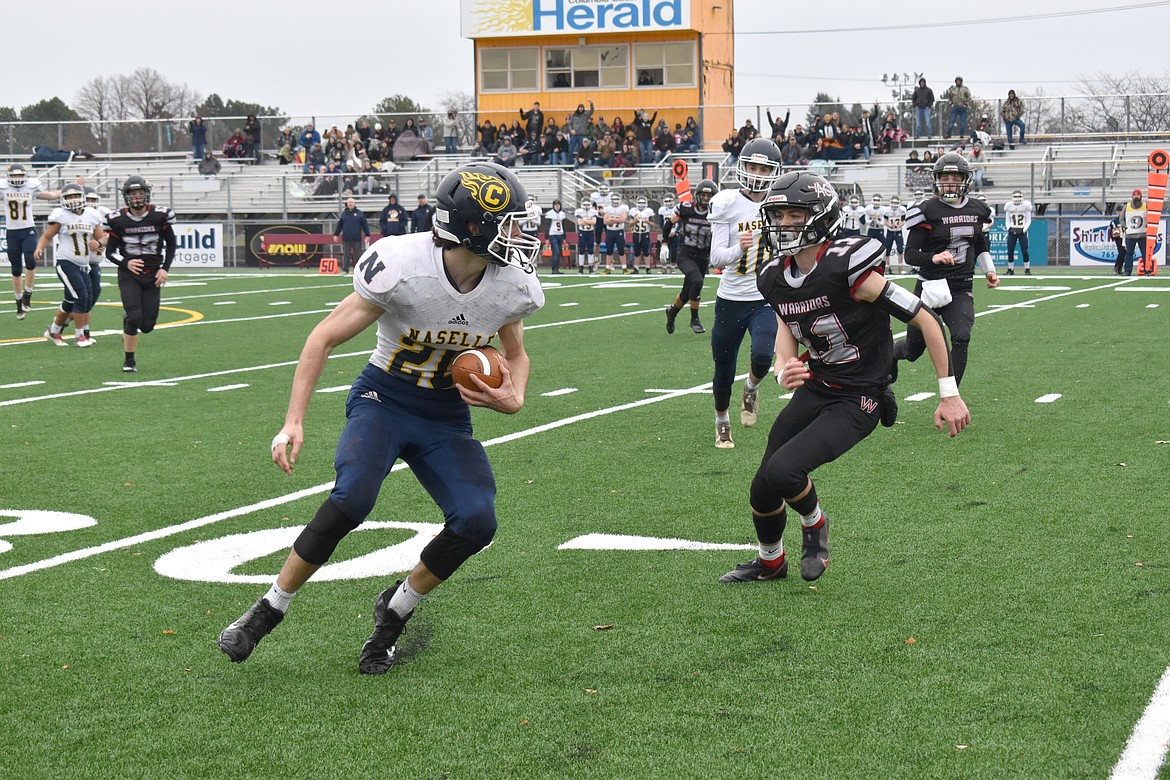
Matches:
[139,321,155,334]
[749,471,785,516]
[123,309,141,336]
[24,256,36,271]
[292,498,362,565]
[420,527,488,581]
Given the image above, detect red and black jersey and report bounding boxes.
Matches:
[104,205,177,273]
[675,202,712,259]
[757,236,892,389]
[904,196,992,292]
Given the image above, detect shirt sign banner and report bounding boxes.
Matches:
[1069,219,1165,267]
[988,218,1049,267]
[4,223,225,268]
[461,0,690,38]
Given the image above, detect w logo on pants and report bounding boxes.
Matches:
[859,396,878,414]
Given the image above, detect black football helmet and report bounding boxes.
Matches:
[736,138,783,193]
[694,179,718,209]
[932,152,971,202]
[760,171,843,256]
[60,183,85,213]
[433,162,541,272]
[6,164,27,187]
[122,175,152,209]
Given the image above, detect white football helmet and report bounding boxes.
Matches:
[662,193,676,208]
[872,194,882,206]
[60,183,85,213]
[890,196,901,207]
[597,182,610,198]
[1012,191,1023,204]
[610,193,622,206]
[848,195,859,207]
[636,196,648,209]
[7,164,27,188]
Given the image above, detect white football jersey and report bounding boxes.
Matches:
[49,206,104,267]
[629,207,655,233]
[89,205,114,263]
[574,206,597,230]
[520,203,541,232]
[841,205,866,231]
[1,177,46,230]
[354,233,545,390]
[708,188,767,301]
[544,209,566,236]
[657,204,677,228]
[1003,200,1033,233]
[590,190,610,210]
[882,205,907,231]
[603,204,628,228]
[864,203,884,234]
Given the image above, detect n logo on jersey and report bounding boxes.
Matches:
[859,396,878,414]
[459,171,510,213]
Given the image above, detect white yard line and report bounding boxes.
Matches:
[1110,666,1170,780]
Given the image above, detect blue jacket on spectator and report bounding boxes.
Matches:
[334,206,370,242]
[380,194,408,236]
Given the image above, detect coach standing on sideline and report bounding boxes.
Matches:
[334,197,369,275]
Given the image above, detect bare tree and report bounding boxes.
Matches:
[436,89,477,146]
[1076,72,1170,134]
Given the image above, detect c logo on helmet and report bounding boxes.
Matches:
[458,171,510,213]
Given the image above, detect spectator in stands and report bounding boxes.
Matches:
[969,143,986,191]
[595,132,616,168]
[611,116,626,138]
[519,130,542,165]
[970,115,993,149]
[619,133,639,167]
[411,194,435,233]
[858,110,875,161]
[631,110,658,164]
[1002,89,1026,149]
[653,124,676,163]
[574,136,596,169]
[198,151,221,178]
[327,138,347,170]
[944,76,972,138]
[299,123,321,172]
[781,135,803,168]
[723,130,744,160]
[737,118,759,142]
[477,119,498,154]
[418,118,434,148]
[877,112,909,154]
[348,141,370,175]
[306,143,325,172]
[366,138,385,166]
[766,108,790,143]
[494,135,518,168]
[541,131,560,166]
[400,118,419,139]
[906,149,923,169]
[912,78,935,138]
[684,116,701,150]
[383,118,400,147]
[379,194,407,237]
[357,119,372,146]
[244,114,262,165]
[276,127,296,165]
[334,197,369,274]
[189,116,207,161]
[595,115,611,138]
[223,129,247,159]
[520,101,544,138]
[567,99,594,156]
[442,111,459,154]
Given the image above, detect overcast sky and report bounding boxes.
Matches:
[9,0,1170,122]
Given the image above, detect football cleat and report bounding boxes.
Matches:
[715,420,734,449]
[719,556,788,582]
[800,515,830,581]
[21,290,31,309]
[16,299,25,320]
[1005,267,1014,275]
[690,317,705,334]
[122,359,137,373]
[359,581,413,675]
[665,306,677,335]
[1024,269,1032,275]
[75,336,95,348]
[218,598,284,663]
[740,385,759,427]
[44,328,68,347]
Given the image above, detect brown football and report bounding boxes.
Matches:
[451,346,505,390]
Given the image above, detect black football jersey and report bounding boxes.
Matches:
[757,236,892,389]
[904,196,992,292]
[104,205,177,273]
[675,202,712,257]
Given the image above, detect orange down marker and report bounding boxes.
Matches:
[1142,149,1167,276]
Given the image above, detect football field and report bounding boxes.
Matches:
[1,267,1168,779]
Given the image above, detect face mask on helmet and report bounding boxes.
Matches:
[598,184,610,197]
[7,165,27,187]
[610,193,621,206]
[872,195,882,205]
[1012,192,1023,204]
[61,185,85,213]
[849,197,859,207]
[84,188,100,207]
[913,190,924,200]
[736,142,782,193]
[636,197,648,209]
[932,153,972,202]
[694,180,718,208]
[433,163,543,273]
[890,197,901,207]
[122,176,152,209]
[759,172,843,257]
[663,195,675,207]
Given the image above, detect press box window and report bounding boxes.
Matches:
[633,42,696,88]
[545,46,628,90]
[480,47,539,92]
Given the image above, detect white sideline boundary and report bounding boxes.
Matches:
[1111,666,1170,779]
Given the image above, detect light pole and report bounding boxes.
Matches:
[881,72,924,131]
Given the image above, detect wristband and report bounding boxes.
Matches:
[938,377,959,398]
[271,433,291,450]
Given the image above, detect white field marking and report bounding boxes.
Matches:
[1077,304,1092,308]
[996,286,1070,292]
[559,302,579,307]
[0,378,719,581]
[139,282,351,303]
[1110,665,1170,780]
[213,301,237,305]
[0,380,44,389]
[316,385,352,394]
[154,282,206,288]
[780,391,794,399]
[101,381,179,387]
[325,301,343,306]
[621,302,640,307]
[268,301,293,306]
[905,392,937,402]
[542,388,578,396]
[1117,287,1170,292]
[207,384,249,393]
[1035,393,1062,403]
[987,303,1035,309]
[1148,304,1160,309]
[558,533,756,552]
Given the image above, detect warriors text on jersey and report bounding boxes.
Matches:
[49,207,103,267]
[757,236,892,389]
[708,188,767,300]
[675,202,712,258]
[1002,199,1033,233]
[354,233,545,390]
[904,196,993,292]
[104,205,177,273]
[1,177,46,229]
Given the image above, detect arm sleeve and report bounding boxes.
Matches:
[104,229,126,268]
[708,220,744,269]
[160,222,177,270]
[905,224,933,267]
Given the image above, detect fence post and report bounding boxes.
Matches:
[1125,95,1131,136]
[1060,98,1065,134]
[281,176,288,221]
[57,122,63,150]
[226,177,233,219]
[157,122,164,154]
[169,177,175,213]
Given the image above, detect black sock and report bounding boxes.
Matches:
[787,483,819,518]
[752,508,787,546]
[690,309,700,320]
[125,351,135,362]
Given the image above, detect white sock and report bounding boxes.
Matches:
[264,583,296,613]
[759,541,785,561]
[745,377,759,392]
[388,577,424,617]
[50,323,62,334]
[715,411,730,424]
[800,505,824,528]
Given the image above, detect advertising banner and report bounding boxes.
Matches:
[1069,219,1165,267]
[988,219,1049,267]
[4,223,224,268]
[461,0,690,38]
[245,223,339,268]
